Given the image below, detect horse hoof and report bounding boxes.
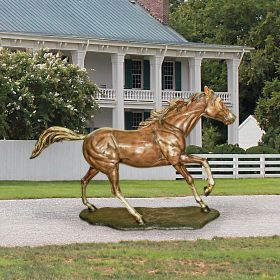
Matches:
[137,218,145,226]
[204,187,211,197]
[87,204,98,211]
[201,206,211,213]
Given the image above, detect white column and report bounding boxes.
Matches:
[227,58,240,144]
[111,53,125,129]
[181,58,190,145]
[181,58,189,91]
[71,50,86,68]
[150,55,164,109]
[188,57,202,146]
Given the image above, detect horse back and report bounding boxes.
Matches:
[83,127,168,167]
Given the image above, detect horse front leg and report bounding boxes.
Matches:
[174,163,210,213]
[180,154,215,196]
[107,166,145,225]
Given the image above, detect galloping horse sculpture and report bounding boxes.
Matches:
[30,86,235,225]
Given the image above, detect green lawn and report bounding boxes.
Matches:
[0,178,279,199]
[0,237,279,279]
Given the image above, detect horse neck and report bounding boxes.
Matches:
[164,100,206,136]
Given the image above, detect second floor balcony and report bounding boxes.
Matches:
[96,88,232,108]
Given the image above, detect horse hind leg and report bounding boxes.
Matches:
[107,166,145,225]
[81,167,99,211]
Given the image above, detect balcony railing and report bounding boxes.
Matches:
[162,90,194,102]
[162,90,231,103]
[123,89,154,102]
[216,92,231,103]
[95,89,231,106]
[96,88,116,100]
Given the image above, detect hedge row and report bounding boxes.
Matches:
[186,144,279,154]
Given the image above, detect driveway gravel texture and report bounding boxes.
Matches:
[0,195,279,247]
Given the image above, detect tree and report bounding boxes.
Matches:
[0,48,99,139]
[170,0,185,12]
[261,128,280,152]
[202,122,222,152]
[255,76,280,151]
[170,0,280,122]
[240,9,280,122]
[0,75,8,137]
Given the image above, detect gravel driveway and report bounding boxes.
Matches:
[0,195,279,247]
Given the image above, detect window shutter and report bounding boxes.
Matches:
[143,60,150,90]
[175,61,182,91]
[124,59,132,89]
[144,111,150,120]
[161,63,164,90]
[125,111,133,130]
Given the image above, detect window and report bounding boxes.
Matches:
[162,61,174,90]
[125,110,150,130]
[132,112,144,129]
[132,60,142,89]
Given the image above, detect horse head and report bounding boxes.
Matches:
[203,86,236,125]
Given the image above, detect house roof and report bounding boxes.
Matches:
[0,0,188,44]
[239,115,264,132]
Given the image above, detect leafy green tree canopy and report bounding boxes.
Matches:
[170,0,185,12]
[170,0,280,122]
[0,48,99,139]
[255,76,280,131]
[255,74,280,151]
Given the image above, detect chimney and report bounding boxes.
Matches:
[137,0,170,24]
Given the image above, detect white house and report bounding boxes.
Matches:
[238,115,265,150]
[0,0,251,145]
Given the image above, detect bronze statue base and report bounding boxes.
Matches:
[79,206,220,230]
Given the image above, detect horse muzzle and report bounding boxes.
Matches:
[224,113,236,125]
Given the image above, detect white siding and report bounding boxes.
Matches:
[88,108,113,129]
[239,115,265,150]
[181,58,190,91]
[85,52,112,88]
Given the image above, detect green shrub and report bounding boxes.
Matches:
[261,127,280,152]
[185,145,208,154]
[202,123,222,152]
[213,144,246,154]
[0,48,99,139]
[246,146,278,154]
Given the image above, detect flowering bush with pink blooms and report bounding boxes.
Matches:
[0,48,99,139]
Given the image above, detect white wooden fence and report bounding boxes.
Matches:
[0,140,175,181]
[0,141,279,180]
[177,154,280,179]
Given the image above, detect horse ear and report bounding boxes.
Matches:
[204,86,210,96]
[204,86,214,100]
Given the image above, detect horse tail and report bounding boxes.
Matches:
[30,126,86,159]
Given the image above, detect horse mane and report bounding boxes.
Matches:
[138,92,205,129]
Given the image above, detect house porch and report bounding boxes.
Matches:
[72,50,239,146]
[0,36,245,146]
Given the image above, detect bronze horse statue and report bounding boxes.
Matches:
[30,86,235,225]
